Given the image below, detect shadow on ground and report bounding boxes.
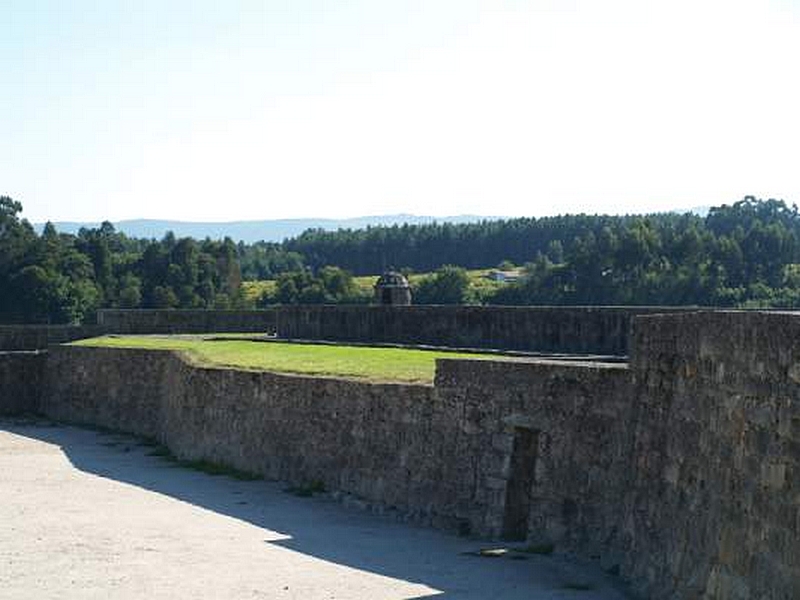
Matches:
[2,419,631,600]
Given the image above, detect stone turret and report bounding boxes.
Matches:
[374,270,412,305]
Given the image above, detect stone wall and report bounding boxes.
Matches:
[43,346,459,527]
[623,311,800,600]
[41,346,630,543]
[434,358,632,556]
[13,309,800,598]
[0,325,103,351]
[96,309,278,335]
[98,306,691,355]
[0,352,45,415]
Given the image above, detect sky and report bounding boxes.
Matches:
[2,0,800,223]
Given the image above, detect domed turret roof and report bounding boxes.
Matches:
[375,270,410,288]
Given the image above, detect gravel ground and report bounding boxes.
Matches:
[0,421,630,600]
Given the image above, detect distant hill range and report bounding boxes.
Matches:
[35,206,710,243]
[35,214,504,244]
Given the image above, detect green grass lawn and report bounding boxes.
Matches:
[72,336,486,384]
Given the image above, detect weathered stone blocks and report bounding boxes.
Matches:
[6,309,800,599]
[0,351,45,414]
[97,306,694,355]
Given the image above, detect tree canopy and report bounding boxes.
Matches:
[0,198,246,323]
[4,195,800,323]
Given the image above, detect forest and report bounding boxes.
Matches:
[0,196,244,324]
[3,194,800,324]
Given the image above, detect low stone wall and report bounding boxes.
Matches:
[0,325,103,351]
[43,346,459,527]
[98,306,691,355]
[96,309,278,335]
[0,352,45,415]
[41,346,630,543]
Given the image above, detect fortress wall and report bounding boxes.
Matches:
[96,309,279,335]
[0,352,45,415]
[275,305,640,354]
[435,358,633,555]
[99,306,691,355]
[40,346,630,542]
[43,346,176,438]
[624,311,800,600]
[0,325,103,350]
[42,346,470,531]
[33,310,800,598]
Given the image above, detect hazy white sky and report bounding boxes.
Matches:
[3,0,799,223]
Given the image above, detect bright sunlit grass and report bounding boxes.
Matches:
[72,336,486,384]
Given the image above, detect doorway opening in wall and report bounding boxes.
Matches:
[501,427,538,541]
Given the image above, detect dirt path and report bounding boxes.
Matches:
[0,422,629,599]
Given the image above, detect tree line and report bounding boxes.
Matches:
[3,194,800,323]
[0,196,244,323]
[278,196,800,307]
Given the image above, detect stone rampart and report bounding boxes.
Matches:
[41,346,630,543]
[43,346,452,526]
[98,306,691,355]
[96,309,278,335]
[624,311,800,599]
[8,309,800,598]
[0,352,45,415]
[0,325,104,351]
[434,358,632,555]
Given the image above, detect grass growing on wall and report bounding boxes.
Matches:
[72,337,485,384]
